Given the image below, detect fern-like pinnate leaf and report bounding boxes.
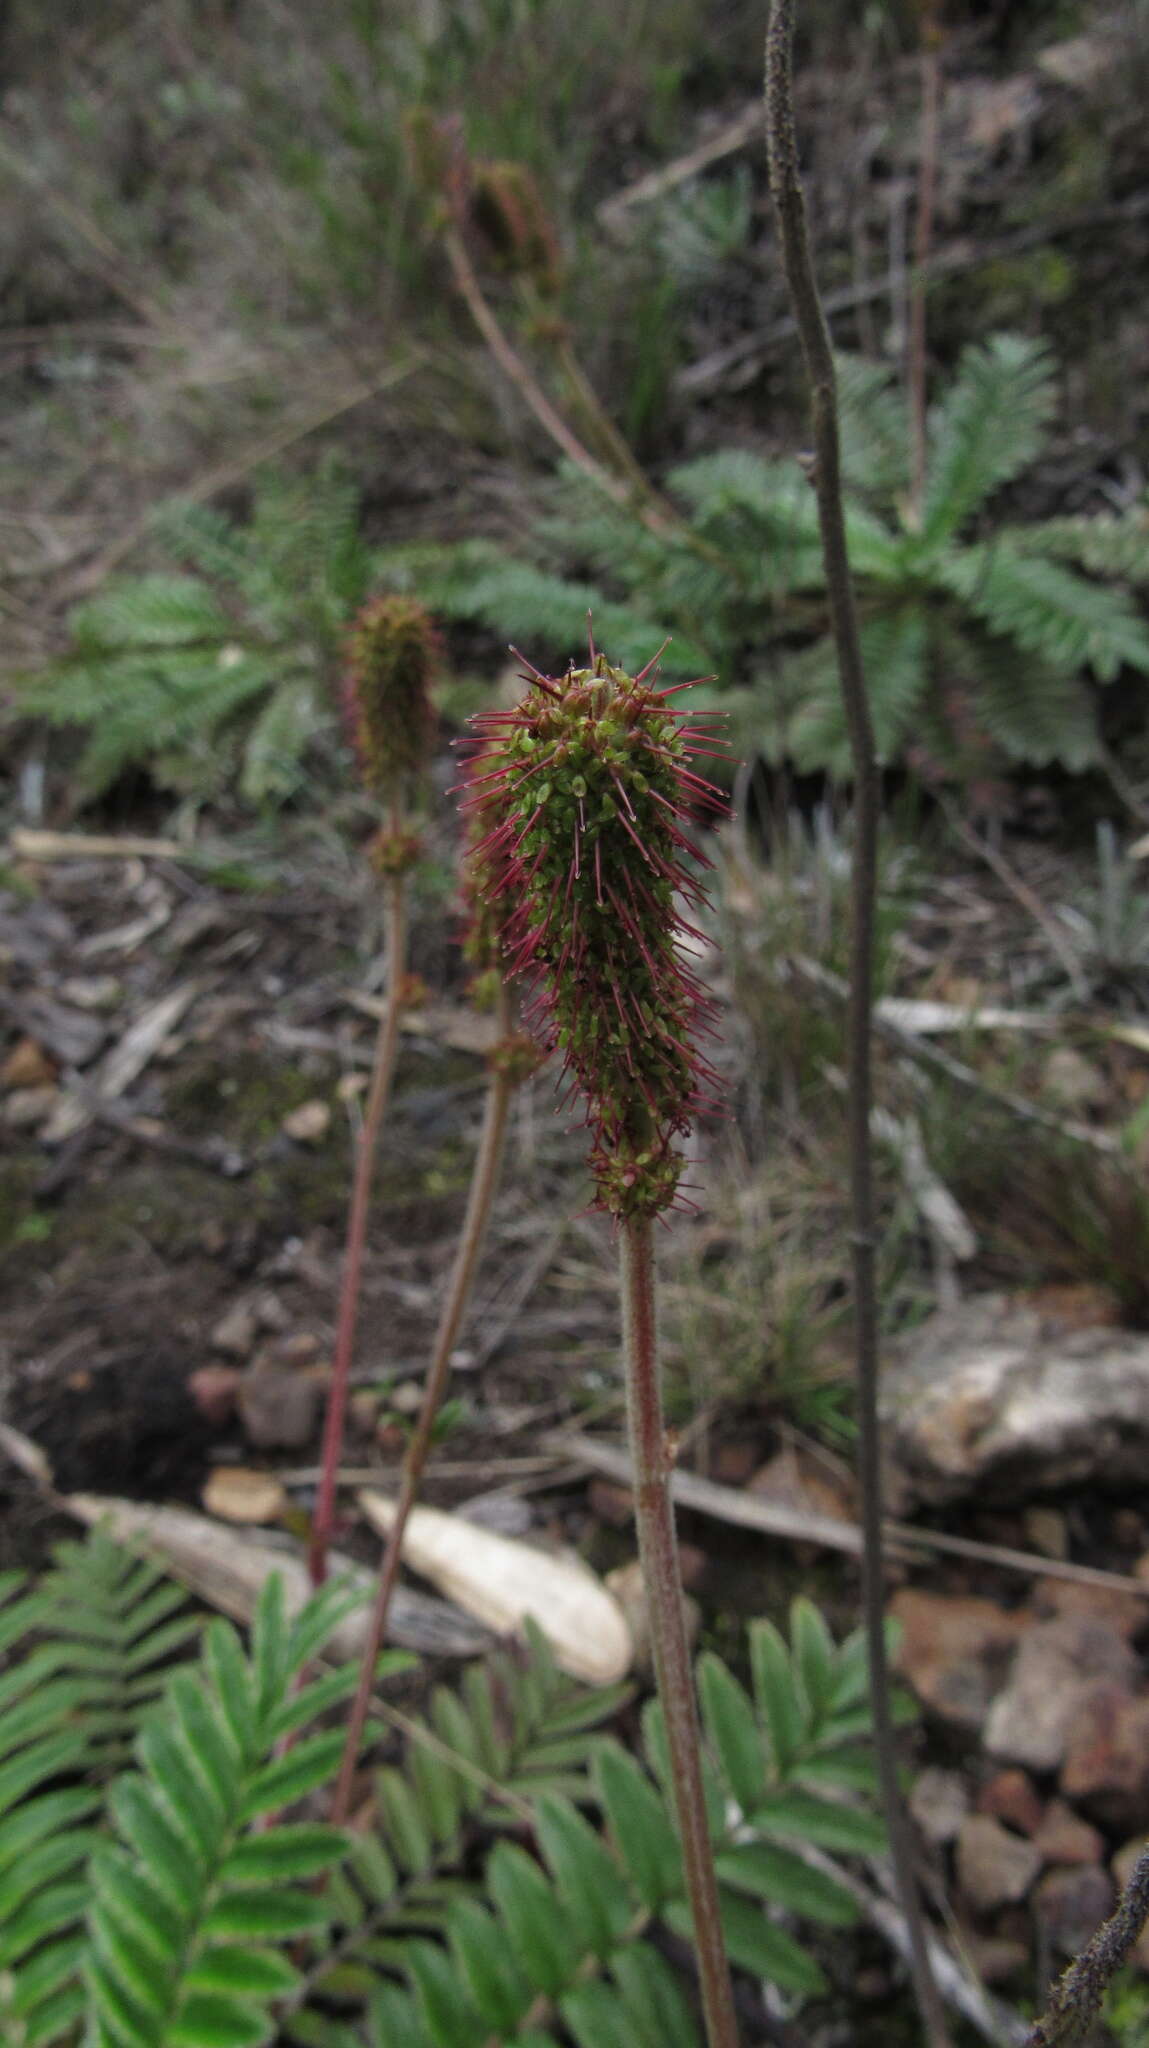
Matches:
[299,1602,891,2042]
[0,1533,205,2048]
[922,333,1057,544]
[85,1574,355,2048]
[18,462,375,805]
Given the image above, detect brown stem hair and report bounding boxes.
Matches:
[764,7,951,2044]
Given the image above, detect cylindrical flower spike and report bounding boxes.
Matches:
[343,595,439,809]
[462,649,725,1218]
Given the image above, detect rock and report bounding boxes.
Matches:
[910,1766,969,1847]
[252,1290,291,1333]
[238,1363,322,1451]
[883,1293,1149,1508]
[956,1815,1042,1913]
[1033,1800,1104,1867]
[186,1364,241,1429]
[282,1099,331,1143]
[984,1617,1138,1772]
[961,1934,1030,1986]
[1031,1574,1147,1644]
[390,1380,424,1417]
[1023,1506,1068,1560]
[1,1036,57,1089]
[1,1084,61,1129]
[588,1478,634,1527]
[202,1466,287,1525]
[1041,1046,1108,1112]
[712,1441,759,1487]
[1033,1865,1114,1957]
[1060,1683,1149,1827]
[890,1587,1029,1732]
[975,1768,1044,1837]
[748,1444,856,1524]
[458,1491,533,1537]
[210,1300,260,1359]
[605,1558,699,1682]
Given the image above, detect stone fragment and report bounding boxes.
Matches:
[588,1478,634,1526]
[882,1293,1149,1508]
[1041,1046,1108,1111]
[238,1363,322,1451]
[975,1768,1044,1837]
[1,1036,56,1089]
[282,1099,331,1143]
[956,1815,1042,1914]
[961,1934,1030,1986]
[1,1084,60,1129]
[910,1766,969,1847]
[1033,1865,1114,1957]
[1023,1506,1068,1560]
[890,1587,1029,1732]
[1060,1684,1149,1827]
[1032,1800,1104,1867]
[1031,1574,1147,1644]
[186,1364,241,1429]
[985,1617,1138,1772]
[748,1444,855,1524]
[202,1466,286,1525]
[210,1300,259,1359]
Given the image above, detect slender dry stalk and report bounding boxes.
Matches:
[764,8,951,2045]
[309,870,409,1586]
[621,1217,741,2048]
[908,0,943,524]
[330,979,520,1823]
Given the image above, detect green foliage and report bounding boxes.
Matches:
[0,1531,899,2045]
[17,464,377,806]
[291,1595,892,2045]
[388,335,1149,781]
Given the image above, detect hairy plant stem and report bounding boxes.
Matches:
[764,9,951,2045]
[330,980,517,1825]
[620,1217,740,2048]
[310,866,409,1587]
[908,0,942,524]
[1026,1847,1149,2046]
[442,224,728,582]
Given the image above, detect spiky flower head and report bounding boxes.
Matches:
[462,649,725,1218]
[343,595,439,809]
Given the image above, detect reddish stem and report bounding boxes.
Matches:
[330,982,517,1823]
[620,1216,740,2048]
[309,870,409,1586]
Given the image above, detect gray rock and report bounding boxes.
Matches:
[956,1814,1042,1913]
[1033,1865,1114,1957]
[909,1766,969,1847]
[882,1293,1149,1508]
[984,1616,1138,1772]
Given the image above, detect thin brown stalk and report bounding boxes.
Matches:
[620,1217,740,2048]
[310,869,409,1587]
[443,225,696,554]
[908,1,942,525]
[330,981,517,1824]
[764,8,951,2046]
